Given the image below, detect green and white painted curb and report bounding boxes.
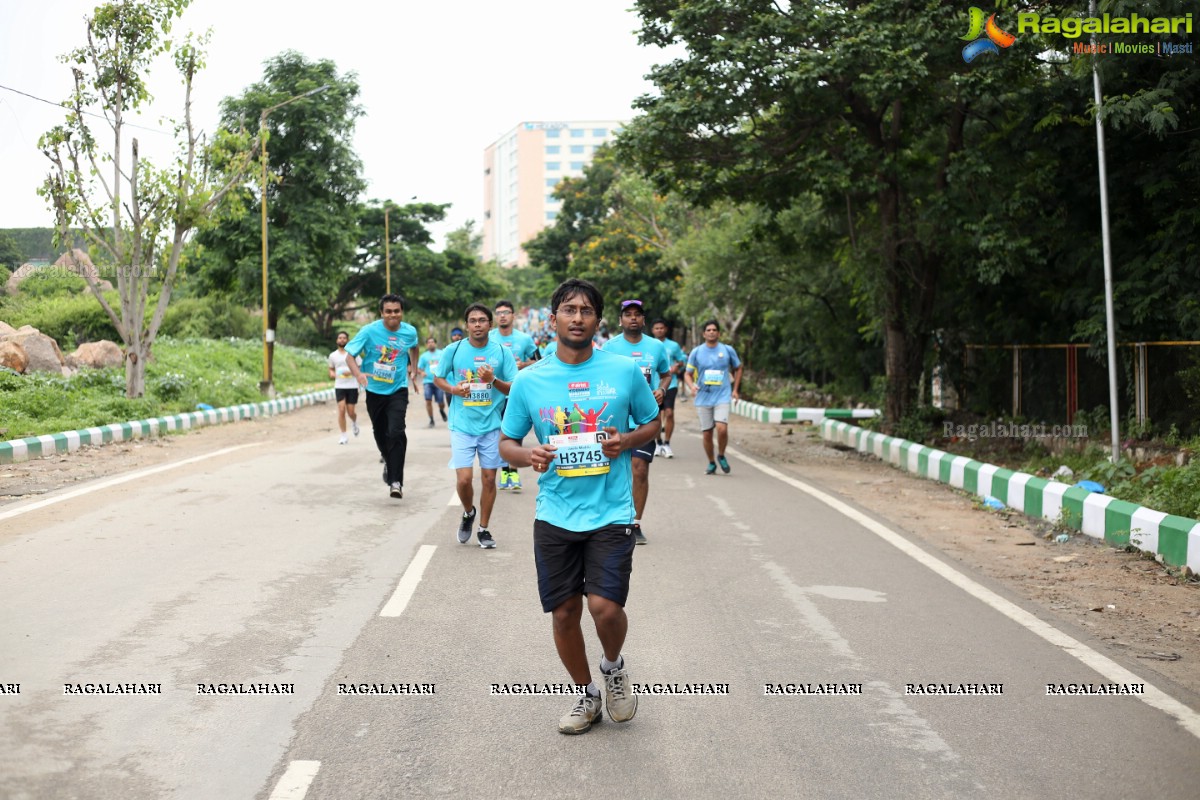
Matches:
[820,418,1200,573]
[731,398,879,424]
[0,389,334,465]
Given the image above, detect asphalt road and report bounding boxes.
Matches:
[1,408,1198,799]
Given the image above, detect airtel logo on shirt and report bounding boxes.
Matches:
[568,382,589,390]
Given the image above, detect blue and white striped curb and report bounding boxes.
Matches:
[0,389,334,465]
[731,398,879,424]
[820,418,1200,573]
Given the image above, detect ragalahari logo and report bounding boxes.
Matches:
[961,7,1017,62]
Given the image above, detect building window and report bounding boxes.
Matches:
[546,211,558,221]
[592,146,601,154]
[569,161,585,170]
[546,194,560,204]
[545,178,560,187]
[593,128,607,137]
[545,145,561,154]
[546,161,560,171]
[545,129,560,138]
[570,129,584,138]
[570,145,585,154]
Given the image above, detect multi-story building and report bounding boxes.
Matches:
[482,120,625,268]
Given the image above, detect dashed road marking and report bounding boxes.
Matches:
[380,545,437,617]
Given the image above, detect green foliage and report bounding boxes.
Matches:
[0,289,120,349]
[196,51,366,338]
[0,337,327,439]
[14,272,88,298]
[159,295,258,340]
[0,231,22,270]
[892,406,948,445]
[1144,461,1200,520]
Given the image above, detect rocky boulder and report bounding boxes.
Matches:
[70,340,124,369]
[2,331,65,374]
[0,321,16,337]
[0,340,27,373]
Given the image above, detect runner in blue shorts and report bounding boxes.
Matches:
[500,278,660,735]
[417,337,448,428]
[435,304,516,549]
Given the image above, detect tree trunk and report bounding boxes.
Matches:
[267,308,279,385]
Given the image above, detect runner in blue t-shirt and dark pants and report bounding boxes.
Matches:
[345,294,420,499]
[500,278,660,735]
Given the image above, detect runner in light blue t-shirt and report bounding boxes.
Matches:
[344,294,421,499]
[500,278,658,736]
[416,337,447,428]
[490,299,540,491]
[600,299,672,545]
[651,319,687,458]
[684,319,743,476]
[435,303,517,550]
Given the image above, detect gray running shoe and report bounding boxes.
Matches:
[634,525,648,545]
[389,482,403,499]
[477,529,496,549]
[661,443,674,459]
[602,659,637,722]
[559,693,603,735]
[458,507,476,544]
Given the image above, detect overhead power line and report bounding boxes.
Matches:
[0,83,171,136]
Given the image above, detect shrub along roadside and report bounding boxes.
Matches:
[0,336,327,440]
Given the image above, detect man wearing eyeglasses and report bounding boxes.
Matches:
[343,293,421,499]
[435,303,516,550]
[500,278,660,735]
[490,299,539,491]
[600,300,672,545]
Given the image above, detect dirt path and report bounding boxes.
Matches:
[3,404,1198,698]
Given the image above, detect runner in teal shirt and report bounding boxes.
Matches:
[500,279,658,735]
[344,294,421,499]
[417,337,447,427]
[490,299,540,490]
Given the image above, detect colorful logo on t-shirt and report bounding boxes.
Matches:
[539,403,611,435]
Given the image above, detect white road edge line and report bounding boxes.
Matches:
[269,760,320,800]
[448,492,460,506]
[380,544,437,617]
[0,444,263,523]
[729,445,1200,741]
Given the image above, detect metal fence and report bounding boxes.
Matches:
[955,342,1200,436]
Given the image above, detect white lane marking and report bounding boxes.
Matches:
[269,760,320,800]
[0,444,262,523]
[762,559,959,763]
[380,545,437,617]
[448,492,460,507]
[730,445,1200,741]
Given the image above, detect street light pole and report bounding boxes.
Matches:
[259,83,330,396]
[384,206,390,295]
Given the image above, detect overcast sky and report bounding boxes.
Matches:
[0,1,673,249]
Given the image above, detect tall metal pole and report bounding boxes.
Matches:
[385,206,390,294]
[260,136,270,394]
[1090,0,1120,462]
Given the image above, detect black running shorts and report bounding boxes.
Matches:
[533,519,635,613]
[662,386,678,410]
[335,388,359,405]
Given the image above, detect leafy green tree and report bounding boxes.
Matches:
[39,0,254,397]
[196,51,364,384]
[620,0,1046,422]
[0,232,22,270]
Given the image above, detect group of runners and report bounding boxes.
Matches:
[326,279,743,734]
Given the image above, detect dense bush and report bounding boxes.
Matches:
[160,296,258,340]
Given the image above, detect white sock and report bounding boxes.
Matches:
[585,682,600,698]
[633,519,641,528]
[600,654,622,673]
